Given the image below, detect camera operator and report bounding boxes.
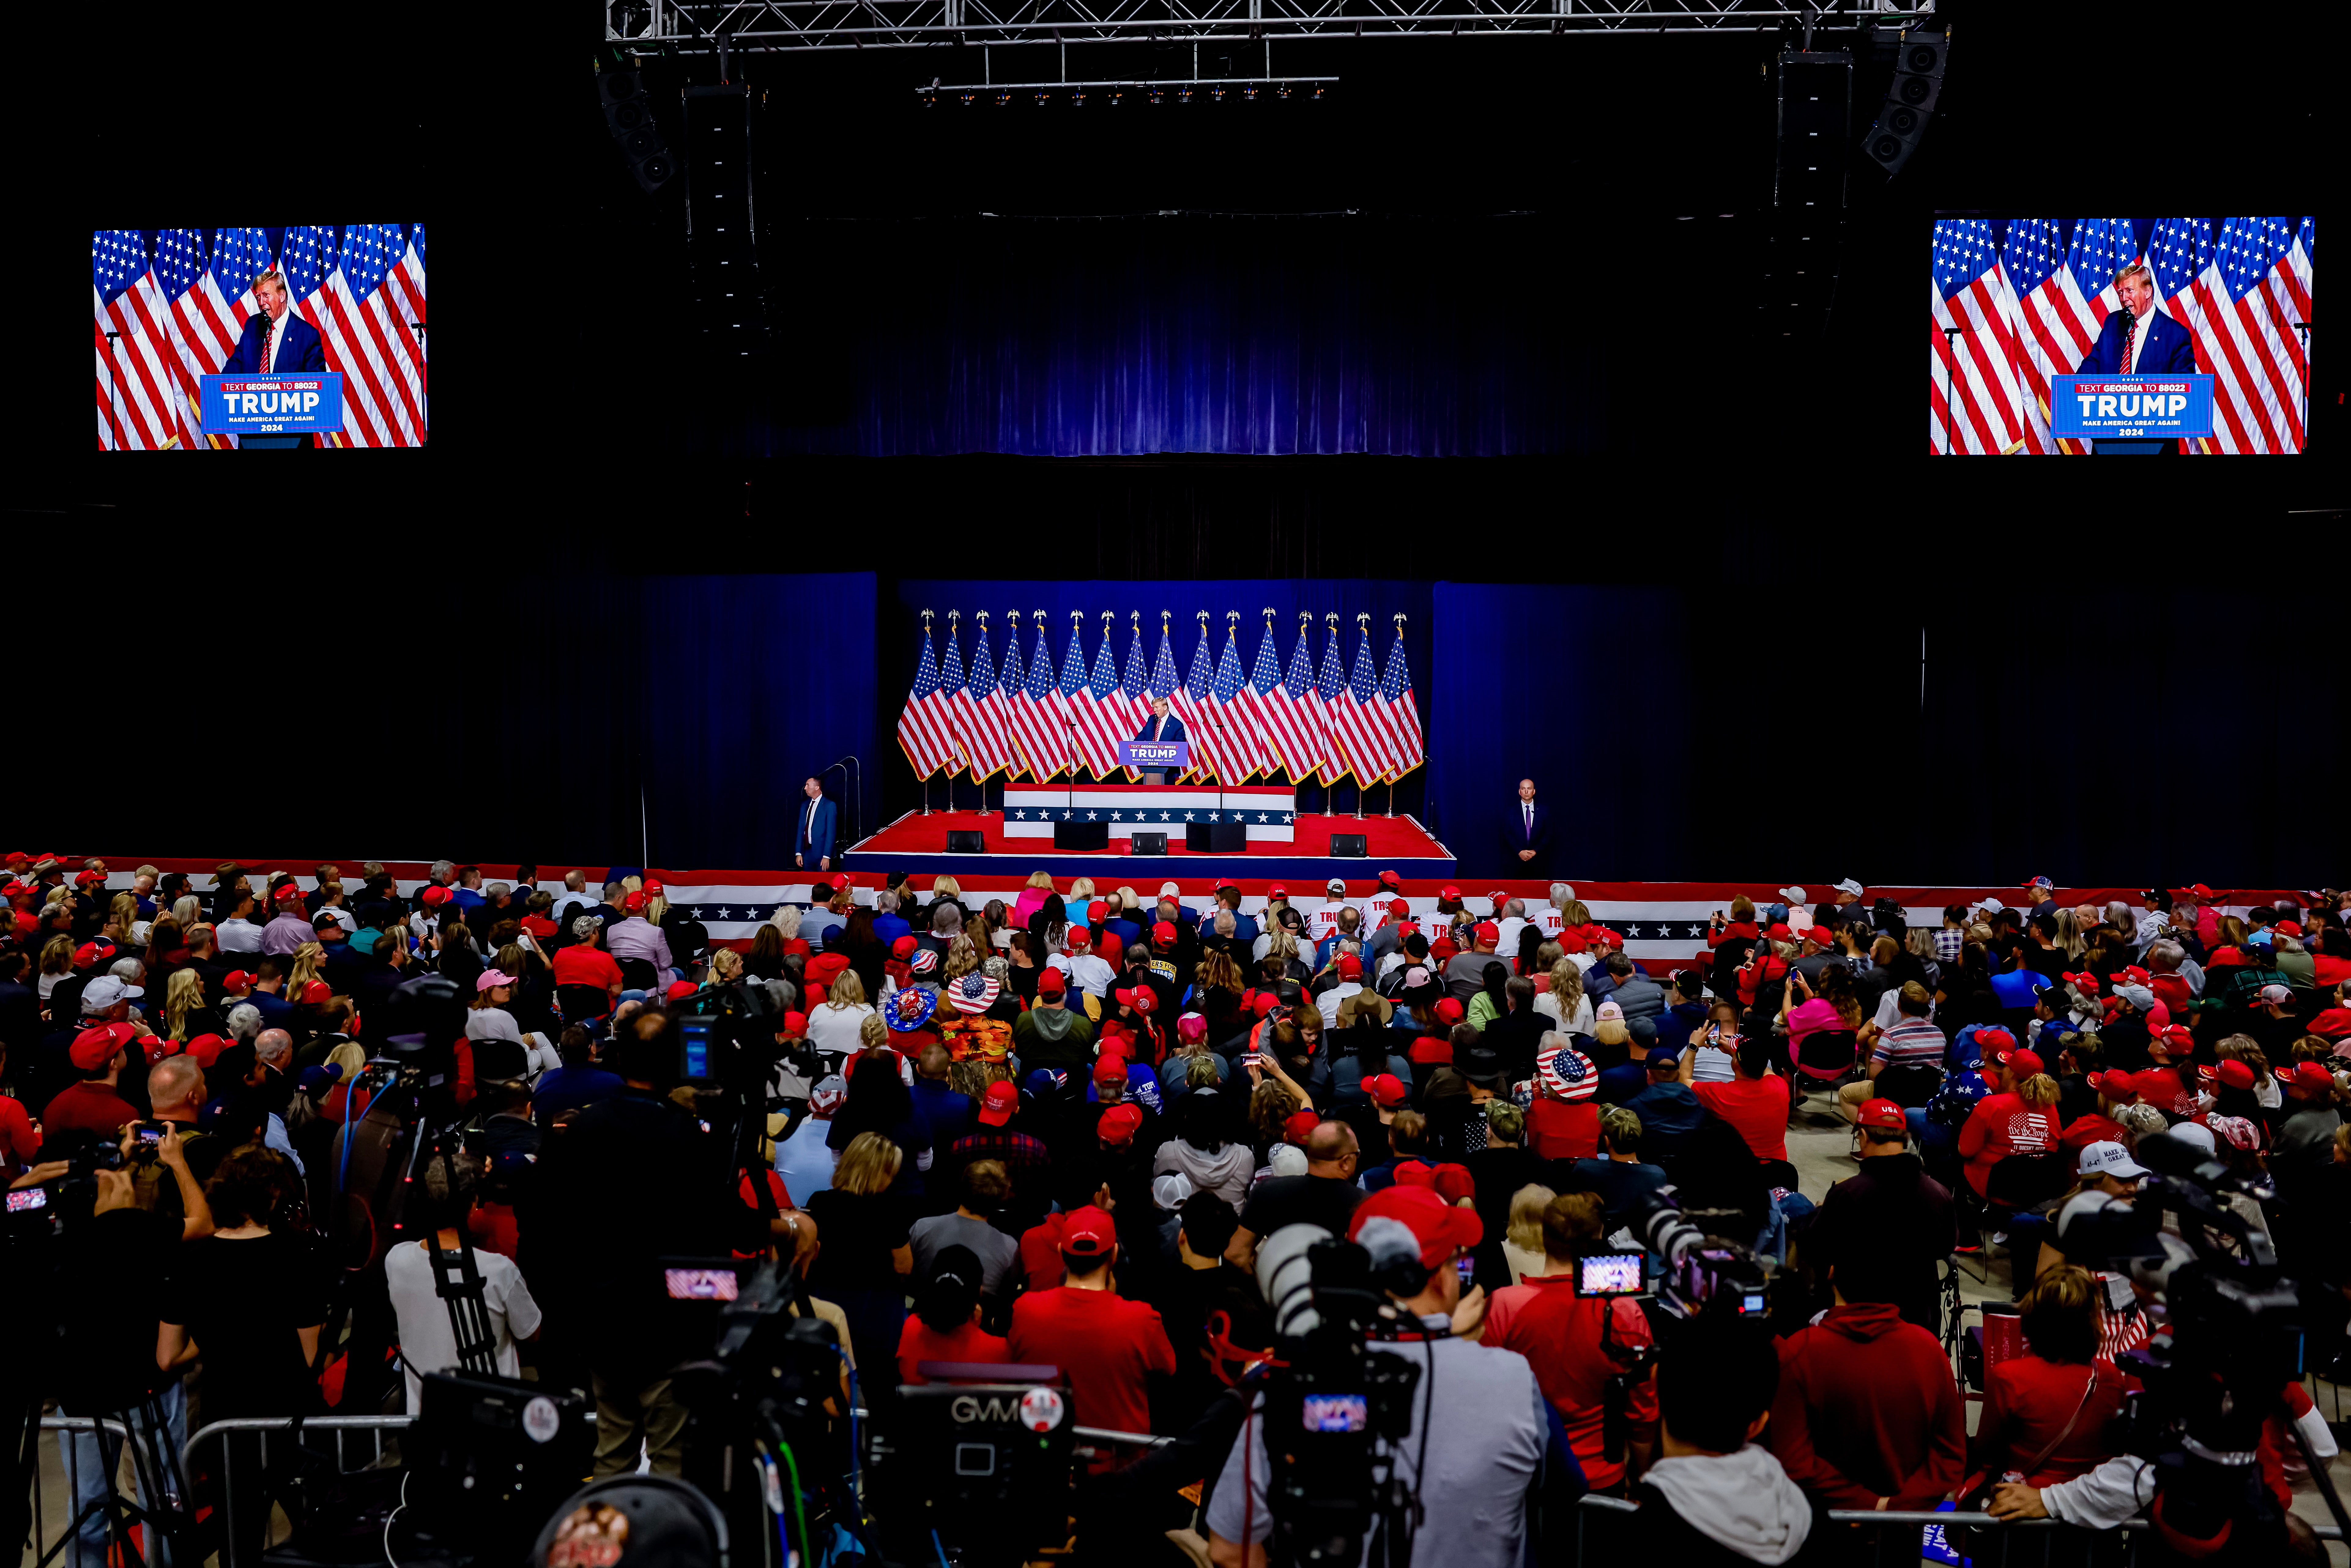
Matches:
[1204,1186,1547,1568]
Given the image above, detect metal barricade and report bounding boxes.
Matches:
[180,1415,414,1568]
[29,1417,138,1568]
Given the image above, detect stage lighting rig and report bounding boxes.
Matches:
[921,72,1335,104]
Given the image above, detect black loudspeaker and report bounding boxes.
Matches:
[945,831,985,853]
[600,67,676,194]
[1054,821,1110,851]
[1131,832,1169,855]
[1864,27,1946,174]
[1329,834,1368,857]
[1185,823,1246,853]
[598,70,644,108]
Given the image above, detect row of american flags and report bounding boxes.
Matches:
[1931,216,2313,455]
[897,611,1426,788]
[93,226,427,449]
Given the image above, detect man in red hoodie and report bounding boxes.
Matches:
[1766,1255,1966,1512]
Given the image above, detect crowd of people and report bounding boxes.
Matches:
[6,854,2351,1565]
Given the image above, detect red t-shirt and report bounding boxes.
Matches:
[1957,1092,2059,1197]
[2311,954,2351,988]
[0,1094,39,1171]
[1482,1274,1656,1490]
[1692,1076,1791,1162]
[468,1200,521,1260]
[1018,1213,1080,1294]
[552,946,626,992]
[734,1169,795,1259]
[520,915,559,941]
[1006,1287,1176,1457]
[1968,1354,2132,1486]
[40,1081,140,1140]
[2059,1112,2128,1151]
[1524,1099,1599,1160]
[898,1316,1012,1385]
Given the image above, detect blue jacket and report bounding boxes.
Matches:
[1134,712,1187,744]
[221,310,326,375]
[1623,1081,1705,1158]
[2076,307,2197,375]
[793,794,838,865]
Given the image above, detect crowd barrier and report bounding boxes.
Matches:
[24,1414,2346,1568]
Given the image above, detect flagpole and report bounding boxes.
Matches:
[1387,613,1406,818]
[976,610,996,816]
[919,609,935,816]
[1354,613,1370,821]
[944,611,961,816]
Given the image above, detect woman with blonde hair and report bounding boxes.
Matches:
[36,933,75,1002]
[803,1128,915,1377]
[171,894,204,931]
[1501,1184,1557,1285]
[285,942,327,1000]
[807,967,875,1057]
[2054,907,2085,962]
[1535,957,1593,1034]
[1013,871,1056,927]
[1066,876,1097,906]
[710,948,746,985]
[942,934,981,984]
[102,892,139,946]
[162,968,223,1043]
[770,904,804,942]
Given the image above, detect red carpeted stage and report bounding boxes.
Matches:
[843,809,1454,882]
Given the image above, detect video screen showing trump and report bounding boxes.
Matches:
[92,225,426,449]
[1929,217,2312,455]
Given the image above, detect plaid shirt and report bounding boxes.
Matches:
[946,1128,1053,1185]
[1934,927,1965,964]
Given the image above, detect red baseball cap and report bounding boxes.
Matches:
[1061,1207,1119,1257]
[1093,1053,1129,1083]
[74,868,106,887]
[2155,1025,2195,1053]
[891,934,917,958]
[2290,1061,2336,1093]
[299,980,333,1005]
[1284,1109,1323,1145]
[72,940,116,968]
[1439,885,1461,901]
[1114,985,1157,1015]
[71,1021,137,1071]
[1337,954,1362,980]
[1430,938,1459,963]
[1393,1160,1476,1205]
[1088,901,1109,924]
[2277,920,2305,938]
[2007,1048,2045,1079]
[782,1010,809,1036]
[2093,1070,2135,1099]
[1855,1098,1906,1131]
[1252,991,1282,1018]
[2215,1059,2257,1091]
[1378,869,1403,888]
[978,1080,1018,1126]
[1268,885,1289,900]
[1432,997,1464,1025]
[624,890,649,914]
[1975,1026,2016,1057]
[2188,883,2218,900]
[1153,920,1179,945]
[1473,921,1499,946]
[1764,923,1794,943]
[1036,967,1067,997]
[222,970,254,991]
[1362,1073,1409,1108]
[2207,946,2245,966]
[420,885,452,907]
[184,1032,228,1068]
[1347,1184,1482,1269]
[2061,971,2100,993]
[1097,1103,1144,1147]
[643,878,665,896]
[1388,898,1410,917]
[666,980,699,1001]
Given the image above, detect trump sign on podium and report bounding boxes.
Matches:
[2048,373,2215,440]
[1119,740,1191,772]
[198,372,345,436]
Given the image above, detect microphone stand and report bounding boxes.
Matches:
[410,320,428,444]
[102,329,124,451]
[2293,321,2311,452]
[1940,325,1961,455]
[822,755,862,846]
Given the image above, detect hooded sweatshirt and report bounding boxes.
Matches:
[1632,1445,1816,1565]
[1012,1002,1094,1071]
[1766,1301,1966,1509]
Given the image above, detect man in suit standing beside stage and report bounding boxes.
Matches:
[1504,778,1551,874]
[793,777,837,874]
[1133,695,1187,786]
[2075,262,2198,455]
[219,268,328,448]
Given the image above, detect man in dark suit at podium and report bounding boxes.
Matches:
[1505,778,1550,873]
[2076,262,2196,455]
[1133,696,1187,785]
[220,269,327,448]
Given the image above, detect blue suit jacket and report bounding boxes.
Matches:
[2077,308,2196,376]
[793,795,838,864]
[1134,713,1187,744]
[222,310,327,376]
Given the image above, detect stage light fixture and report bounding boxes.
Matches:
[1034,89,1049,105]
[1211,85,1226,101]
[1111,89,1124,104]
[1243,85,1259,100]
[1178,85,1193,102]
[1149,87,1164,103]
[1278,84,1291,98]
[960,91,975,105]
[1073,87,1087,105]
[995,89,1010,106]
[1312,85,1324,99]
[923,91,937,107]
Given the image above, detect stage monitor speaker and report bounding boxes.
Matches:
[945,831,985,853]
[1131,832,1169,855]
[1184,822,1246,853]
[1054,821,1110,851]
[1329,834,1368,857]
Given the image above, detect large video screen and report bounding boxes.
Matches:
[93,226,426,449]
[1929,217,2311,455]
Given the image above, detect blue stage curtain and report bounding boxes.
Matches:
[633,574,880,868]
[889,579,1433,823]
[774,220,1588,456]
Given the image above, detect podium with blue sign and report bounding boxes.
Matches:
[198,371,345,450]
[2050,372,2214,456]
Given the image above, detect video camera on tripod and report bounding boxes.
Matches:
[2052,1129,2351,1560]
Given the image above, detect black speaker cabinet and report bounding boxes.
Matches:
[945,830,985,853]
[1329,833,1368,857]
[1131,832,1169,855]
[1054,820,1110,851]
[1185,822,1247,853]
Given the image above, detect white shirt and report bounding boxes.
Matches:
[1534,992,1595,1035]
[1064,952,1117,998]
[2119,306,2151,373]
[257,306,293,374]
[1317,981,1363,1030]
[385,1239,543,1417]
[1493,917,1528,964]
[806,1002,875,1057]
[216,916,267,953]
[1309,900,1354,947]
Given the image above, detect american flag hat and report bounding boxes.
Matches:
[1537,1044,1597,1103]
[885,986,938,1032]
[948,972,1001,1014]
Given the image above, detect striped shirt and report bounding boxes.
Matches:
[1873,1017,1948,1069]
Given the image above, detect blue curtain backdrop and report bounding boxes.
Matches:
[775,219,1592,456]
[890,579,1434,820]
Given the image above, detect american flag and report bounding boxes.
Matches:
[1929,217,2026,455]
[1072,626,1126,777]
[1149,619,1182,715]
[1054,618,1091,778]
[314,223,426,447]
[188,228,274,448]
[1173,619,1221,782]
[1241,618,1309,783]
[961,617,1016,782]
[2003,218,2083,455]
[1313,621,1349,786]
[1118,618,1153,782]
[1276,617,1328,782]
[1010,615,1066,781]
[93,230,191,451]
[1377,624,1424,779]
[147,229,217,451]
[992,615,1027,780]
[1330,623,1397,786]
[896,621,956,778]
[1210,620,1264,782]
[2208,217,2308,453]
[937,618,973,774]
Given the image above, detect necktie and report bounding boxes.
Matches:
[803,800,814,844]
[2120,312,2136,374]
[260,317,274,374]
[1524,804,1532,836]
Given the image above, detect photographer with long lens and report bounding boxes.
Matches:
[1203,1184,1547,1568]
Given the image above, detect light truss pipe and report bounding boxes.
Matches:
[922,74,1338,88]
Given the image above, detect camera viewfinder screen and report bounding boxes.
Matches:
[6,1188,48,1213]
[681,1018,710,1079]
[1301,1394,1369,1432]
[1577,1253,1645,1295]
[664,1266,739,1302]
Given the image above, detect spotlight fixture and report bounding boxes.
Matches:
[1149,87,1164,104]
[1277,84,1291,98]
[1312,85,1325,99]
[1110,89,1123,104]
[1178,85,1193,102]
[922,91,937,107]
[960,91,975,105]
[1034,89,1049,104]
[1242,85,1258,100]
[1073,87,1086,105]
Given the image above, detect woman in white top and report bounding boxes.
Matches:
[1680,998,1743,1085]
[466,969,563,1078]
[1534,957,1595,1036]
[807,968,877,1058]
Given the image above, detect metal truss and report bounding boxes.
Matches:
[608,0,1934,54]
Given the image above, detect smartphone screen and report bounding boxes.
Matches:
[137,1125,165,1144]
[680,1017,711,1079]
[1454,1254,1477,1287]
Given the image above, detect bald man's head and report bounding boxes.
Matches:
[1305,1121,1359,1172]
[255,1028,293,1066]
[149,1054,206,1117]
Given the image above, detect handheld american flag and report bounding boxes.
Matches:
[1174,617,1220,782]
[1012,615,1066,781]
[1331,620,1397,786]
[1377,622,1424,780]
[1242,616,1308,783]
[1929,217,2026,455]
[961,615,1016,783]
[1278,616,1328,782]
[936,616,972,774]
[896,619,956,778]
[1211,618,1263,782]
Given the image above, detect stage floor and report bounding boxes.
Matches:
[844,809,1454,882]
